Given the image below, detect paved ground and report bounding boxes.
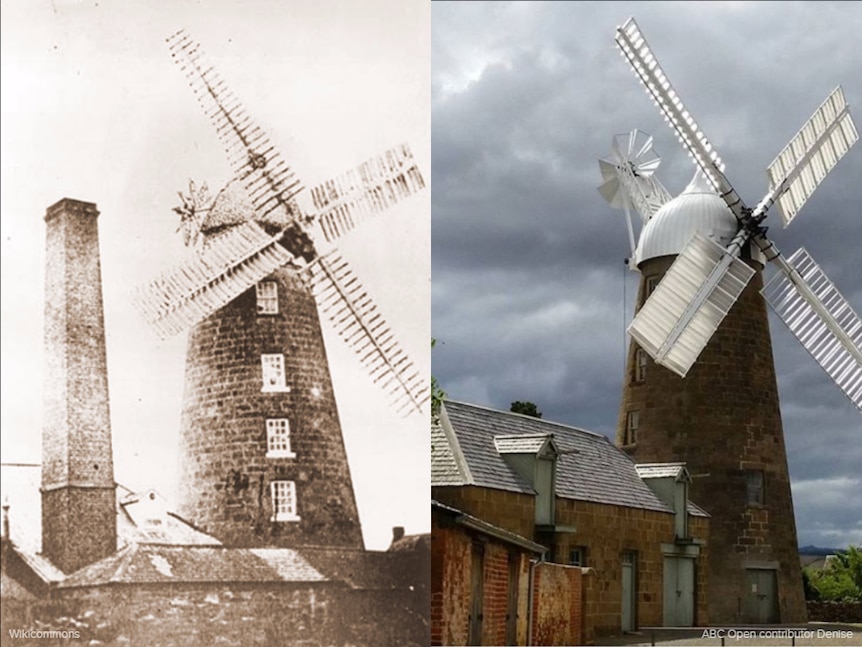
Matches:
[593,623,862,646]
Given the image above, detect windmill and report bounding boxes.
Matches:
[597,129,672,262]
[132,30,428,549]
[604,16,860,624]
[615,17,861,409]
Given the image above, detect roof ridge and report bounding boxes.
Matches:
[445,399,608,439]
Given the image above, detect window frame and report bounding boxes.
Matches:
[261,353,290,393]
[271,480,300,522]
[569,546,587,567]
[625,410,639,445]
[265,418,296,458]
[256,280,279,315]
[745,470,765,507]
[634,347,648,383]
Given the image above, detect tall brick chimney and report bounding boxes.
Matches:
[42,198,117,573]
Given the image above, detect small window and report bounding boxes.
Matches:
[271,481,300,522]
[634,348,648,383]
[569,547,587,567]
[625,411,639,445]
[261,354,289,392]
[746,470,765,506]
[256,281,278,315]
[266,419,295,458]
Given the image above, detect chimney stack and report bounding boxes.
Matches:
[41,198,116,573]
[392,526,405,543]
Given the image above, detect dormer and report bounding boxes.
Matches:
[635,463,691,540]
[495,434,559,527]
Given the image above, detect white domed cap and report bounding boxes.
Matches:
[634,169,739,267]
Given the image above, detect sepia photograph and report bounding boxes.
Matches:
[1,0,430,645]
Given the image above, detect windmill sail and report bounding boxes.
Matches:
[762,248,862,410]
[303,252,429,415]
[628,233,755,377]
[765,86,859,227]
[167,29,304,225]
[615,17,747,223]
[132,221,295,338]
[311,143,426,243]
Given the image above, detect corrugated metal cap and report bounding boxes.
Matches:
[635,169,738,267]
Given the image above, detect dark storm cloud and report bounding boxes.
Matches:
[432,1,862,548]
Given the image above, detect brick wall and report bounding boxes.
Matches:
[617,256,805,624]
[531,562,584,646]
[431,514,535,646]
[177,267,363,549]
[41,198,116,573]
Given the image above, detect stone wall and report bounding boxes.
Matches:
[552,498,710,636]
[2,583,424,647]
[617,256,806,624]
[177,268,363,549]
[806,601,862,623]
[432,486,536,541]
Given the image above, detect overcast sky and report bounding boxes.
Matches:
[0,0,430,550]
[432,1,861,549]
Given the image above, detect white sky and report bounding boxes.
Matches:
[1,0,430,550]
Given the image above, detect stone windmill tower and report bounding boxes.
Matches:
[599,18,861,624]
[133,30,428,550]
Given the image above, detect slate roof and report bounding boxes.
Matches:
[430,414,470,486]
[59,545,331,588]
[436,400,673,514]
[432,500,546,554]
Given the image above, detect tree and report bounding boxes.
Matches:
[510,401,542,418]
[431,339,446,417]
[807,545,862,601]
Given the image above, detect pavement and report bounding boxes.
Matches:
[593,623,862,646]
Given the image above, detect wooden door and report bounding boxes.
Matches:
[621,552,637,632]
[469,543,485,645]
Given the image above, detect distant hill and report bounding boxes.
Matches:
[799,545,844,556]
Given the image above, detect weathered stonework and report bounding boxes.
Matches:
[177,266,363,549]
[42,198,117,573]
[617,255,806,624]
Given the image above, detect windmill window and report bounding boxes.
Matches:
[266,419,295,458]
[261,354,289,392]
[271,481,300,522]
[569,546,587,567]
[625,411,639,445]
[256,281,279,315]
[745,470,765,506]
[634,348,648,383]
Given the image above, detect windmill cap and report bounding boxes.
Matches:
[634,169,738,267]
[203,180,293,235]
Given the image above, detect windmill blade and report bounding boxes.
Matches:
[132,221,295,338]
[167,29,304,225]
[629,233,755,377]
[310,143,426,244]
[763,86,859,227]
[614,18,747,222]
[761,247,862,410]
[597,131,672,222]
[302,251,430,416]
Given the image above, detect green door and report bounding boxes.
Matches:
[743,569,778,623]
[663,557,695,626]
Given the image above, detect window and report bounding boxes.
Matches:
[266,419,295,458]
[261,354,289,392]
[634,348,648,383]
[569,547,587,567]
[746,470,765,506]
[256,281,278,315]
[624,411,639,445]
[271,481,300,522]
